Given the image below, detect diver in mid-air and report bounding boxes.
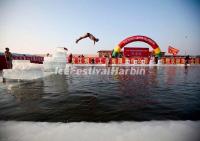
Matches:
[76,33,99,45]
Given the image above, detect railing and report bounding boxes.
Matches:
[0,54,44,70]
[70,57,200,65]
[12,55,44,64]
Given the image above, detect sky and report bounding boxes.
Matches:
[0,0,200,55]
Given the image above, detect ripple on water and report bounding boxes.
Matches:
[0,66,200,122]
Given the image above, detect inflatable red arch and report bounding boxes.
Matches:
[112,35,161,57]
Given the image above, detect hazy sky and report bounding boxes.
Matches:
[0,0,200,55]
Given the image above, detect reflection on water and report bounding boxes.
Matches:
[0,66,200,122]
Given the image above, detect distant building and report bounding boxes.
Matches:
[97,50,113,57]
[149,51,166,57]
[67,54,98,57]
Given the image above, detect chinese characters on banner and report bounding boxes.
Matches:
[168,46,179,56]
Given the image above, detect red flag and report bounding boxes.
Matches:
[168,46,179,55]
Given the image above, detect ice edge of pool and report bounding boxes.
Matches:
[0,120,199,141]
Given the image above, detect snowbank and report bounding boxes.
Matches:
[0,121,199,141]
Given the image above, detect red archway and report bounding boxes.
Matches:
[112,35,161,57]
[119,35,159,49]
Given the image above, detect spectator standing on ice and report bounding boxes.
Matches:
[4,48,13,69]
[68,53,73,63]
[185,55,190,65]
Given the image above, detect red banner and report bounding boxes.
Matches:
[168,46,179,55]
[124,47,149,57]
